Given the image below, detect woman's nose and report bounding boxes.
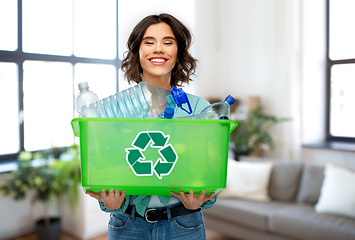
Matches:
[153,43,164,53]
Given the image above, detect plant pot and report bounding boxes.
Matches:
[232,150,249,161]
[35,217,61,240]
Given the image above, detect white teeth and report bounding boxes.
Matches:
[150,58,166,63]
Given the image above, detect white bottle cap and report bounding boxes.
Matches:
[78,82,89,90]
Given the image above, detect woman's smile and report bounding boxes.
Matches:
[149,57,168,65]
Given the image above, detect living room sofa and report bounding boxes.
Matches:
[203,160,355,240]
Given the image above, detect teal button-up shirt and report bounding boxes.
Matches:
[99,93,217,216]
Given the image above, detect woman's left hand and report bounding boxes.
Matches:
[170,190,215,210]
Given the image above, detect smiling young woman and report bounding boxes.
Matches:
[86,13,217,240]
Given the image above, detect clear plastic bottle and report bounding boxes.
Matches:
[199,95,235,119]
[175,95,236,120]
[79,82,192,118]
[75,82,99,117]
[175,112,218,120]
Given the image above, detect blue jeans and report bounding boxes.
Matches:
[107,206,206,240]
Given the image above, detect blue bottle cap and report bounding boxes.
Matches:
[163,107,175,119]
[225,95,236,105]
[171,87,193,114]
[219,116,229,120]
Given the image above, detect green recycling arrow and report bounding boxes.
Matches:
[149,132,169,147]
[125,149,153,176]
[159,144,177,163]
[126,149,143,165]
[154,159,174,179]
[125,131,178,179]
[133,132,151,150]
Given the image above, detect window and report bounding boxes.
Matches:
[326,0,355,142]
[0,0,120,162]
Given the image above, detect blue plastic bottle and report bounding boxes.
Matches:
[79,82,192,118]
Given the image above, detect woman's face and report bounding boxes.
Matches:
[139,22,178,86]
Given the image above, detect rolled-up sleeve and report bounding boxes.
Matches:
[98,195,130,214]
[200,194,217,210]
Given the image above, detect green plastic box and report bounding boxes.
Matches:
[71,118,237,195]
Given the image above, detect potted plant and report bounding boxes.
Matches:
[231,106,290,160]
[0,144,80,240]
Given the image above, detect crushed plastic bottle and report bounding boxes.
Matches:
[78,81,192,118]
[75,82,99,117]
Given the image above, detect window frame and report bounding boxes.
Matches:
[0,0,121,162]
[325,0,355,143]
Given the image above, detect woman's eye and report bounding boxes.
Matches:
[144,41,153,45]
[164,42,173,45]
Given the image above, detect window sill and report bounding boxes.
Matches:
[303,141,355,152]
[0,160,18,173]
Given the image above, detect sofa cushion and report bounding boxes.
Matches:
[315,164,355,218]
[203,199,292,232]
[268,162,303,201]
[268,204,355,240]
[218,160,273,201]
[296,164,324,204]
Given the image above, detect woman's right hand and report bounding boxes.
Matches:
[86,189,126,210]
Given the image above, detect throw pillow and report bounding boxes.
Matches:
[315,163,355,218]
[218,159,273,201]
[296,164,325,204]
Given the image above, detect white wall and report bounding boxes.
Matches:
[195,0,271,100]
[301,0,327,145]
[194,0,355,166]
[194,0,302,161]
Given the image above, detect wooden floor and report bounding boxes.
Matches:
[7,228,236,240]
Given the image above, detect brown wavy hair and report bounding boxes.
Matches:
[121,13,197,87]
